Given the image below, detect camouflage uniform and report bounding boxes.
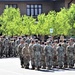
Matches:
[56,44,65,68]
[44,41,54,69]
[61,40,68,68]
[11,40,16,57]
[52,40,58,68]
[66,43,74,68]
[17,39,25,68]
[22,43,30,69]
[33,40,42,70]
[15,38,21,56]
[25,37,31,45]
[73,43,75,63]
[0,39,3,58]
[41,42,46,69]
[28,40,35,69]
[3,38,9,57]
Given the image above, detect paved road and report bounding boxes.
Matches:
[0,58,75,75]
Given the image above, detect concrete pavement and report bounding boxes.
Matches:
[0,58,75,75]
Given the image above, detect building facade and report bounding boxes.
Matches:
[0,0,75,16]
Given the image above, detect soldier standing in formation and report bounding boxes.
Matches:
[66,41,74,68]
[22,43,30,69]
[61,39,68,68]
[56,43,65,69]
[0,35,75,70]
[33,39,42,70]
[28,40,35,69]
[41,41,46,69]
[52,40,58,68]
[44,41,54,70]
[17,39,25,68]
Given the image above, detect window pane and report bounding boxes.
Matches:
[35,9,38,16]
[31,9,34,16]
[13,5,17,8]
[27,5,30,8]
[35,5,37,8]
[38,5,42,8]
[31,5,34,8]
[39,9,42,14]
[5,5,9,8]
[9,5,13,7]
[27,9,30,16]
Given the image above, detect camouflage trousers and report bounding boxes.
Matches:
[57,55,64,67]
[41,54,46,68]
[45,55,53,68]
[67,55,74,67]
[34,53,41,68]
[24,56,30,68]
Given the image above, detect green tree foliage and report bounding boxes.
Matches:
[22,15,36,35]
[0,7,22,36]
[55,8,71,35]
[37,13,47,35]
[67,4,75,36]
[46,11,57,35]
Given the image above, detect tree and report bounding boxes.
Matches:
[67,3,75,36]
[55,8,71,36]
[0,7,22,36]
[22,15,36,35]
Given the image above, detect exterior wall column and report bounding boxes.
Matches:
[65,0,73,8]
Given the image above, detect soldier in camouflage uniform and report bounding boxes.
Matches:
[56,44,65,69]
[17,39,25,68]
[52,40,58,68]
[66,42,74,68]
[61,39,68,68]
[15,37,21,56]
[33,39,42,70]
[28,40,35,69]
[73,43,75,64]
[3,37,9,57]
[0,38,3,58]
[22,43,30,69]
[41,41,46,69]
[25,36,31,45]
[11,39,16,57]
[44,41,54,70]
[0,37,5,57]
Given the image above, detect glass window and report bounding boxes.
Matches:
[27,9,30,16]
[31,5,34,8]
[38,9,42,14]
[26,4,42,16]
[5,4,17,8]
[5,5,9,8]
[38,5,42,8]
[13,5,17,8]
[35,9,38,16]
[35,5,37,8]
[31,9,34,16]
[27,5,30,8]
